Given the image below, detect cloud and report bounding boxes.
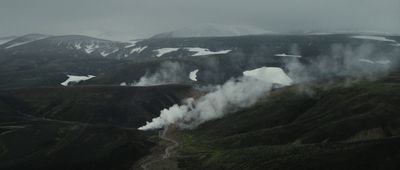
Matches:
[0,0,399,39]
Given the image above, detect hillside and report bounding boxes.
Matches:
[0,85,198,170]
[176,73,400,170]
[0,119,153,170]
[0,33,399,170]
[0,85,197,128]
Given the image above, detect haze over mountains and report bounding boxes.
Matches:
[0,23,400,170]
[1,0,400,169]
[1,29,399,89]
[151,24,275,38]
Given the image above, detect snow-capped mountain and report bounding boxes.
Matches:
[0,36,19,45]
[151,24,275,38]
[0,34,128,58]
[35,35,126,57]
[0,32,399,89]
[1,34,49,49]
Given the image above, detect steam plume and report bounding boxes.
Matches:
[139,67,292,130]
[134,61,186,86]
[139,43,399,130]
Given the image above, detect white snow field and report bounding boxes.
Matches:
[243,67,293,86]
[61,75,96,86]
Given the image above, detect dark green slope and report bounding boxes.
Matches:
[0,119,153,170]
[0,85,195,128]
[178,75,400,170]
[0,85,198,170]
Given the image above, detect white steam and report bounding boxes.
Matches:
[139,67,292,130]
[134,61,186,86]
[138,43,399,130]
[286,43,396,84]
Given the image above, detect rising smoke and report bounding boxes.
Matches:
[286,43,397,84]
[139,67,292,130]
[134,61,186,86]
[139,43,399,130]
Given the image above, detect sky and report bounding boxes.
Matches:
[0,0,399,41]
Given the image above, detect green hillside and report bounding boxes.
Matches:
[177,74,400,170]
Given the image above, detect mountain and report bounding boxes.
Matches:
[0,36,18,45]
[151,24,275,38]
[0,34,49,49]
[0,34,128,59]
[0,33,399,89]
[87,33,400,85]
[0,34,133,88]
[0,31,400,169]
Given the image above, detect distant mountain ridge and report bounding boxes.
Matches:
[0,34,128,58]
[0,32,399,89]
[151,24,275,38]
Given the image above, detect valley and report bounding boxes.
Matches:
[0,33,399,170]
[2,1,399,169]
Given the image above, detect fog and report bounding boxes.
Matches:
[1,0,399,40]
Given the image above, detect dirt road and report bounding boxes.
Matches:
[132,126,180,170]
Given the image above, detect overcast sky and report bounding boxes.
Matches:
[1,0,399,40]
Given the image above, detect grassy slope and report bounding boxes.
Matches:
[178,75,400,170]
[0,119,154,170]
[0,85,195,128]
[0,85,197,170]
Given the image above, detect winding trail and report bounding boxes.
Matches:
[161,126,179,159]
[133,126,180,170]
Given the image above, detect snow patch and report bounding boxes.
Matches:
[274,53,302,58]
[0,38,14,45]
[358,58,391,65]
[307,32,334,35]
[189,69,199,81]
[125,41,138,48]
[100,51,110,57]
[74,43,82,50]
[358,58,375,64]
[61,75,95,86]
[84,43,100,54]
[376,60,391,65]
[186,48,231,56]
[100,48,118,57]
[6,42,31,49]
[351,35,396,43]
[154,48,180,57]
[243,67,293,86]
[130,46,148,54]
[5,36,47,49]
